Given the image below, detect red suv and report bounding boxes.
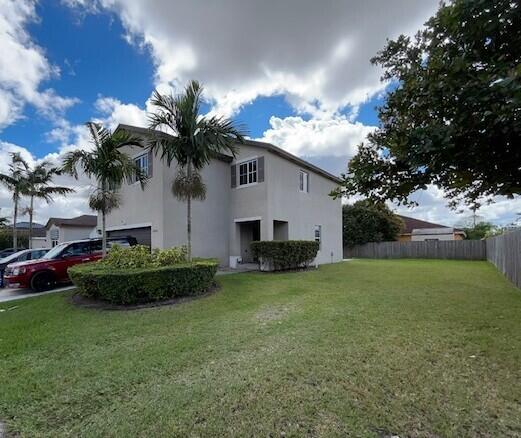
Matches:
[3,236,137,292]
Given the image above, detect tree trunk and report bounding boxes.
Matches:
[28,195,34,249]
[102,211,107,257]
[13,195,18,252]
[187,163,192,263]
[101,180,107,257]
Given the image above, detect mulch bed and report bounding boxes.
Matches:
[69,284,220,311]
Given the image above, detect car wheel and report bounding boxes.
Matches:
[30,272,55,292]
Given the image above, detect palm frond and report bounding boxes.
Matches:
[171,168,207,201]
[89,189,120,214]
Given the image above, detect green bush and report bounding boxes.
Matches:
[69,260,218,305]
[152,246,187,266]
[103,244,187,269]
[251,240,319,271]
[0,230,28,250]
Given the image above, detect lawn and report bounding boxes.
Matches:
[1,260,520,437]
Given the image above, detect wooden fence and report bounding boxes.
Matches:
[486,230,521,288]
[344,240,487,260]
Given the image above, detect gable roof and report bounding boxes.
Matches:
[397,215,464,234]
[46,214,97,229]
[116,124,342,184]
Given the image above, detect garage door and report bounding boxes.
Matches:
[107,227,152,247]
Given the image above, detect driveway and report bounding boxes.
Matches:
[0,285,75,304]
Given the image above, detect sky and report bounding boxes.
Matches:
[0,0,519,228]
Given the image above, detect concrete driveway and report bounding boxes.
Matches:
[0,285,75,304]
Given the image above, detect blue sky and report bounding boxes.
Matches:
[1,0,381,161]
[2,0,517,226]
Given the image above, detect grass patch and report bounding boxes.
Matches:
[1,259,520,436]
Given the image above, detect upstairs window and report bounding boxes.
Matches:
[239,159,257,186]
[299,170,309,192]
[133,153,151,182]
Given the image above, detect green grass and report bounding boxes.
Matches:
[1,260,520,437]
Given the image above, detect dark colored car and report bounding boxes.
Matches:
[3,236,137,292]
[0,247,26,258]
[0,248,49,287]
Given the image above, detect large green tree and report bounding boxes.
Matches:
[333,0,521,208]
[23,162,74,248]
[342,200,403,248]
[62,122,147,256]
[148,80,246,261]
[0,153,29,251]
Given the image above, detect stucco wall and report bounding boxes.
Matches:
[162,158,231,265]
[104,144,165,248]
[264,151,343,264]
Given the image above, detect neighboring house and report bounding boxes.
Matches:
[43,215,98,248]
[397,215,465,241]
[13,222,47,248]
[103,124,343,267]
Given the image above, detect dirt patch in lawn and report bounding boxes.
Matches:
[70,284,220,311]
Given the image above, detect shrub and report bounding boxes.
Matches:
[152,246,187,266]
[69,260,218,305]
[0,230,28,250]
[103,244,154,268]
[251,240,319,271]
[103,245,187,269]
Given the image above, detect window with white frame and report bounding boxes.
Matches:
[239,159,257,186]
[50,228,59,247]
[133,153,149,182]
[299,170,309,192]
[314,225,322,249]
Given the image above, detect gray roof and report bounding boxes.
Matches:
[116,124,342,184]
[46,214,97,229]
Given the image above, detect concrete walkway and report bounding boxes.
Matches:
[0,285,75,304]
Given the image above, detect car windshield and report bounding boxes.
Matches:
[42,243,69,259]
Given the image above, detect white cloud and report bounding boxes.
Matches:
[0,0,78,129]
[0,140,94,224]
[64,0,439,117]
[391,185,521,228]
[259,115,375,157]
[94,96,148,130]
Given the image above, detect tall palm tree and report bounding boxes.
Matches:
[62,122,147,256]
[0,153,29,251]
[148,80,246,262]
[23,162,75,248]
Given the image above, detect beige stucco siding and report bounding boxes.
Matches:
[104,145,165,248]
[264,151,343,264]
[162,158,231,265]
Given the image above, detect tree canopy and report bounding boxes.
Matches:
[342,200,403,248]
[333,0,521,209]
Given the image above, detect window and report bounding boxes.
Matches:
[61,242,91,257]
[314,225,322,249]
[133,153,150,182]
[50,227,59,247]
[299,170,309,192]
[239,159,257,186]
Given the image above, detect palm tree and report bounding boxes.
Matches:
[148,80,246,262]
[62,122,147,256]
[0,153,29,251]
[23,162,75,248]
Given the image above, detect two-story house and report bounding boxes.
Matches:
[103,124,342,267]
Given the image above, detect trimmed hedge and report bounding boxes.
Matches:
[69,260,218,305]
[251,240,319,271]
